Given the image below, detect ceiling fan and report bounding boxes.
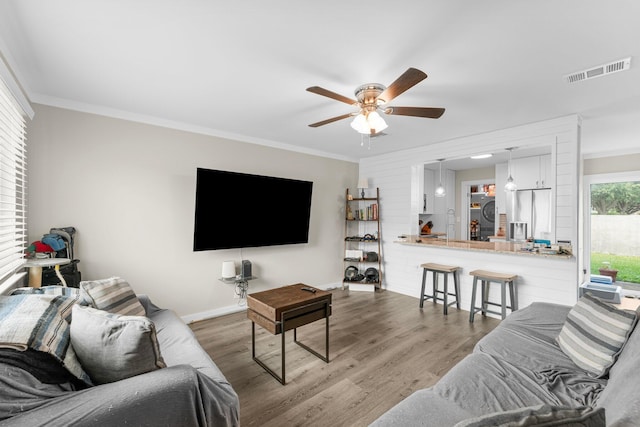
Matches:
[307,68,445,135]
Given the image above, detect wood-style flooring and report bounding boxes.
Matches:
[190,289,500,427]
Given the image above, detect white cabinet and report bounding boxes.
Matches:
[512,155,552,190]
[495,162,508,214]
[511,156,538,190]
[423,169,434,214]
[539,154,551,188]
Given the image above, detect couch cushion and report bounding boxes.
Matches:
[595,314,640,426]
[474,302,577,372]
[80,277,145,316]
[433,352,604,412]
[149,305,230,383]
[0,294,91,385]
[556,293,637,377]
[70,304,165,384]
[453,404,605,427]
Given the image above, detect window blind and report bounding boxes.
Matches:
[0,76,27,284]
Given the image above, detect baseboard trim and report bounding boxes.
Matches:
[182,305,247,324]
[182,282,342,324]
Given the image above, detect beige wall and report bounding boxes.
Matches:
[27,104,358,318]
[584,153,640,175]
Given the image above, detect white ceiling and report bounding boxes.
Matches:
[1,1,639,162]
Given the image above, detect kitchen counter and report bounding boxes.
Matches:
[395,235,572,258]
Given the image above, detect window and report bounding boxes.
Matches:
[0,76,27,285]
[585,172,640,292]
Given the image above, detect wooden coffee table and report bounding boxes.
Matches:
[247,283,332,384]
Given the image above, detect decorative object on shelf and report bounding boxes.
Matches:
[504,147,518,192]
[364,267,379,283]
[346,204,354,220]
[358,177,369,198]
[435,159,446,198]
[221,261,236,279]
[364,252,378,262]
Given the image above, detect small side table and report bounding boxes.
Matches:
[24,258,71,287]
[247,283,331,384]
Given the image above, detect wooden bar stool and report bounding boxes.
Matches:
[469,269,518,322]
[419,263,461,315]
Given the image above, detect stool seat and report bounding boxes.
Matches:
[469,269,517,282]
[419,263,461,315]
[469,269,518,322]
[421,263,461,273]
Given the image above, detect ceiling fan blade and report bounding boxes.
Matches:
[384,106,445,119]
[308,113,354,128]
[306,86,357,106]
[378,68,428,104]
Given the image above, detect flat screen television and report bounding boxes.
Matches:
[193,168,313,251]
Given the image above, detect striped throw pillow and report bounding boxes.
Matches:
[80,277,145,316]
[557,293,638,377]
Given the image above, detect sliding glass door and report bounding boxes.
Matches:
[585,172,640,290]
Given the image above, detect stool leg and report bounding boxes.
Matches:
[510,280,518,311]
[469,276,478,323]
[419,268,427,308]
[481,280,487,316]
[501,281,507,319]
[443,272,449,315]
[432,271,438,304]
[454,270,460,309]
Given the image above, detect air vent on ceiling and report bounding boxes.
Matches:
[564,57,631,84]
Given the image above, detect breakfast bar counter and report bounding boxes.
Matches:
[395,235,572,259]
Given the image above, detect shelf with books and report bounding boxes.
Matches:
[343,188,382,292]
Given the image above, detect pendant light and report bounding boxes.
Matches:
[435,159,446,198]
[504,147,517,192]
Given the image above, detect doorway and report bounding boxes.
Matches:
[461,179,496,241]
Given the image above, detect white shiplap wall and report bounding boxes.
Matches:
[360,115,581,310]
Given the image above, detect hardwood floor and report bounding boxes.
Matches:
[190,289,500,427]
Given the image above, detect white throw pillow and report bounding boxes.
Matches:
[70,305,166,384]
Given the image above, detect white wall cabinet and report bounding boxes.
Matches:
[495,162,508,214]
[539,154,551,188]
[423,169,434,214]
[512,154,552,189]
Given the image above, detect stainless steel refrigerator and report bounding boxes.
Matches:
[512,189,552,240]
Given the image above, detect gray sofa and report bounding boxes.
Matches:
[372,301,640,426]
[0,294,239,426]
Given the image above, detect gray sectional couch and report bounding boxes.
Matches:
[372,301,640,426]
[0,293,239,426]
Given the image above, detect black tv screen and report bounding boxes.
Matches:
[193,168,313,251]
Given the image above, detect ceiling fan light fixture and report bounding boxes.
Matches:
[307,68,444,142]
[367,111,388,133]
[350,113,369,134]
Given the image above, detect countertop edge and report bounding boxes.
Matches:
[394,239,573,259]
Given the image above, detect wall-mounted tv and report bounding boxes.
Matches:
[193,168,313,251]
